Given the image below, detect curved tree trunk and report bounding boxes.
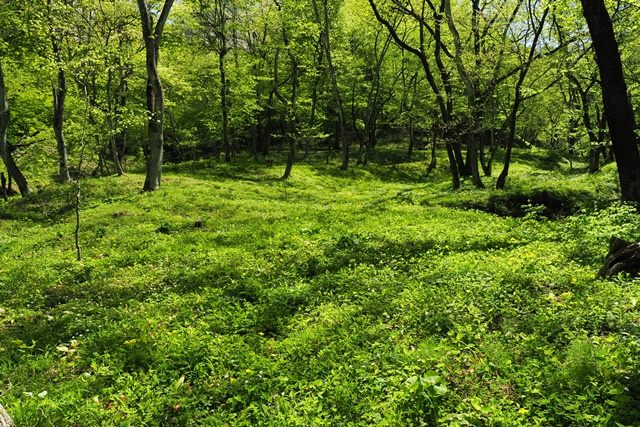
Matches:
[497,6,549,189]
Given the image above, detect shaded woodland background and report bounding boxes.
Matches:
[1,0,639,197]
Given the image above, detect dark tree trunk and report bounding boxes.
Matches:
[567,74,601,173]
[137,0,174,192]
[407,117,415,160]
[581,0,640,202]
[1,173,6,201]
[480,129,496,176]
[426,126,437,175]
[0,61,30,196]
[445,142,460,189]
[280,25,299,180]
[52,66,71,182]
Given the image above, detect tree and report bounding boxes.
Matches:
[137,0,175,191]
[46,0,72,182]
[0,60,31,196]
[0,2,34,197]
[496,2,549,189]
[192,0,233,162]
[312,0,349,170]
[580,0,640,202]
[369,0,461,188]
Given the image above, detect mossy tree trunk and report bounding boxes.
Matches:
[137,0,174,192]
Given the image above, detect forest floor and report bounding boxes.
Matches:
[1,148,640,425]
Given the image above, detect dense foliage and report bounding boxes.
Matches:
[2,152,640,425]
[1,0,639,190]
[2,0,640,425]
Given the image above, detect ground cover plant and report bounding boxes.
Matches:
[1,151,640,426]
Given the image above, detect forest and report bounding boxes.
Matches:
[1,0,640,424]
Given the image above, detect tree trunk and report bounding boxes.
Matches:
[0,61,30,196]
[47,0,71,183]
[106,68,124,175]
[1,173,6,201]
[444,0,482,187]
[567,74,601,173]
[497,6,549,189]
[407,117,415,160]
[52,66,71,182]
[219,43,230,163]
[137,0,174,192]
[314,0,348,170]
[581,0,640,202]
[281,33,299,179]
[426,126,437,175]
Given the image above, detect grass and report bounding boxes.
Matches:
[1,149,640,425]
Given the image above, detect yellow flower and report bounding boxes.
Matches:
[518,408,529,415]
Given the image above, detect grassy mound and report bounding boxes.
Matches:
[1,154,640,425]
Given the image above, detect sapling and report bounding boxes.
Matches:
[73,85,90,261]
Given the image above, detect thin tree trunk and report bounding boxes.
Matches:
[280,20,299,180]
[219,41,230,162]
[407,117,415,160]
[313,0,348,170]
[426,126,437,175]
[48,0,71,183]
[496,6,549,189]
[106,68,124,175]
[52,66,71,182]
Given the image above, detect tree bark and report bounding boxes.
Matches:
[52,74,71,182]
[137,0,174,192]
[0,60,30,196]
[580,0,640,202]
[216,0,231,163]
[52,54,71,182]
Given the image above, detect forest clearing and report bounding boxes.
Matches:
[2,0,640,424]
[1,152,640,425]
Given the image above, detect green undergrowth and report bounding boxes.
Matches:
[1,153,640,425]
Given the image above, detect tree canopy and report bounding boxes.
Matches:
[0,0,639,197]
